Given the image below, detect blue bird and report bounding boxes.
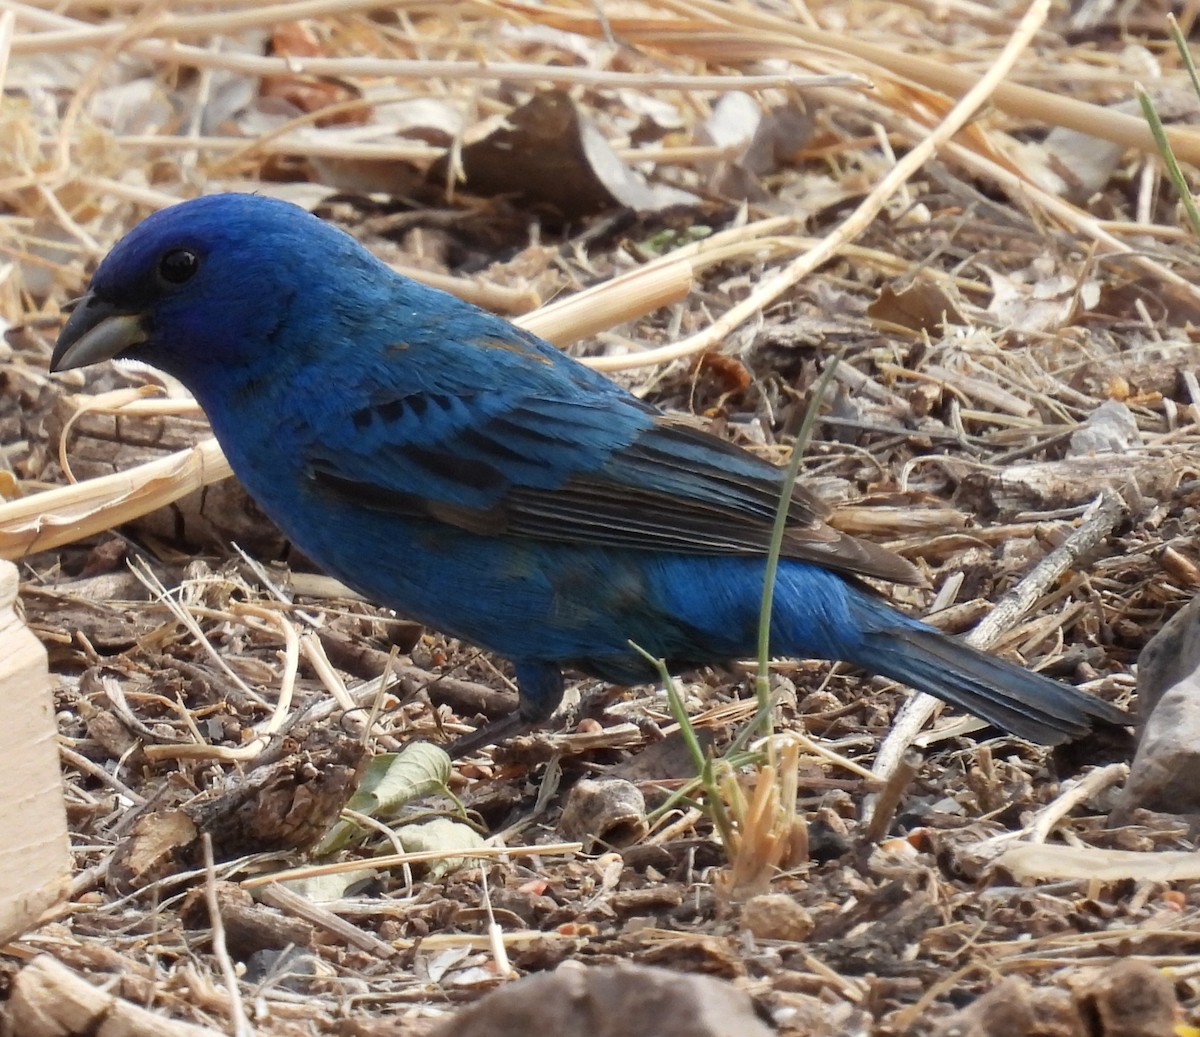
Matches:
[51,194,1126,748]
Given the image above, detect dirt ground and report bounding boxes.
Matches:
[2,0,1200,1033]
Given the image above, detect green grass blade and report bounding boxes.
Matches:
[1136,80,1200,242]
[753,352,843,735]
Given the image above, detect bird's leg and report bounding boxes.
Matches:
[445,661,565,758]
[446,711,533,758]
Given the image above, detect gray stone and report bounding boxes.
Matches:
[434,962,774,1037]
[1068,399,1142,457]
[1117,671,1200,816]
[1136,594,1200,721]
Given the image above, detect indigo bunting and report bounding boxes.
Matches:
[52,194,1125,746]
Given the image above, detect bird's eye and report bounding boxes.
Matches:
[158,248,200,286]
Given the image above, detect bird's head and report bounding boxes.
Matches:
[50,193,382,392]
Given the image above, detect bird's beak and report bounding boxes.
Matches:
[50,293,149,372]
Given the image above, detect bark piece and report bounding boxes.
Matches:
[3,954,222,1037]
[184,720,367,861]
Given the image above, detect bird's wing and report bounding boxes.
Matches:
[302,328,920,585]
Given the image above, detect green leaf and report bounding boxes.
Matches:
[315,742,453,854]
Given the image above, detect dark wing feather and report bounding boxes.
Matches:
[304,337,920,586]
[497,419,920,583]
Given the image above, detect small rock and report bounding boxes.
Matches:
[244,946,325,993]
[739,893,813,942]
[432,962,774,1037]
[932,978,1037,1037]
[1068,399,1142,457]
[933,976,1081,1036]
[1074,959,1177,1037]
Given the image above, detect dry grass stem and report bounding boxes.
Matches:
[240,841,583,890]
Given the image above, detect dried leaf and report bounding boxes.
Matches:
[868,274,968,334]
[395,818,486,878]
[432,91,695,216]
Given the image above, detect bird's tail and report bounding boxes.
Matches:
[833,591,1128,746]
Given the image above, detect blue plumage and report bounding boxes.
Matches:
[51,194,1126,744]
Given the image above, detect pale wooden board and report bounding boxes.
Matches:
[0,561,69,943]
